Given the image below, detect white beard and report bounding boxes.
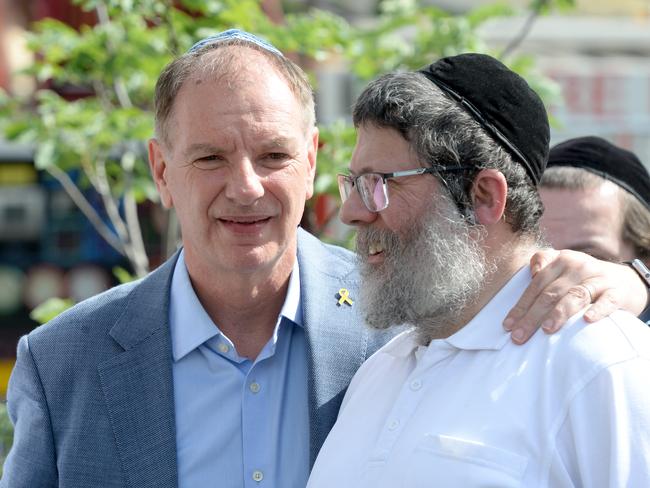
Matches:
[356,195,492,344]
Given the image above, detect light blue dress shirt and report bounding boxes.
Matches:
[170,250,309,488]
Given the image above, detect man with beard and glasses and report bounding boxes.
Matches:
[307,54,650,487]
[3,31,649,488]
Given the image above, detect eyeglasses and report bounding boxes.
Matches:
[337,166,472,212]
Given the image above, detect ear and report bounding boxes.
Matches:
[304,126,319,200]
[148,138,174,209]
[470,168,508,225]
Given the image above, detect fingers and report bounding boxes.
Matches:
[537,282,594,333]
[503,251,566,334]
[582,282,595,303]
[504,249,595,344]
[529,248,560,276]
[583,289,621,323]
[578,264,648,321]
[505,250,649,345]
[577,274,633,323]
[506,281,585,344]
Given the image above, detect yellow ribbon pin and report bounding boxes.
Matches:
[337,288,354,306]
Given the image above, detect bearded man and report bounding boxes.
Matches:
[307,54,650,487]
[3,31,649,488]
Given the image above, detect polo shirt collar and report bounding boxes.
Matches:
[170,249,302,362]
[381,329,420,358]
[383,265,532,359]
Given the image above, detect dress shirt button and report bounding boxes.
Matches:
[410,379,422,391]
[252,470,264,482]
[388,419,400,430]
[218,343,229,354]
[249,382,261,393]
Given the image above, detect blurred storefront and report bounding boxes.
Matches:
[478,6,650,165]
[0,140,130,396]
[0,0,120,398]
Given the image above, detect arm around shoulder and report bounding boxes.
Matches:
[1,335,58,488]
[505,250,650,343]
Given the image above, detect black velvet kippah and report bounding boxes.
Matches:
[548,136,650,211]
[419,53,550,184]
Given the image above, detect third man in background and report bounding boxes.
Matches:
[540,136,650,322]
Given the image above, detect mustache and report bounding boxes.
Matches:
[355,226,401,259]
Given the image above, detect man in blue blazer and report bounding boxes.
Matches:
[2,30,647,488]
[3,227,391,487]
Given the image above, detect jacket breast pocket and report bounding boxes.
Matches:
[404,433,528,488]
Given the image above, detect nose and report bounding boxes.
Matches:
[339,188,378,226]
[225,159,265,205]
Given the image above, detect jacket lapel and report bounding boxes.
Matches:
[297,229,371,466]
[98,255,179,488]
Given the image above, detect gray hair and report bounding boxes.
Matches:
[352,71,544,237]
[542,166,650,261]
[154,39,315,145]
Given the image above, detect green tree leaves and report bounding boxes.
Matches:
[0,0,568,271]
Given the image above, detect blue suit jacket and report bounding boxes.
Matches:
[1,229,396,488]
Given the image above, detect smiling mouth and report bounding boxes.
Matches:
[219,217,271,225]
[368,242,385,256]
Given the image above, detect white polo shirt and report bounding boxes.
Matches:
[308,267,650,487]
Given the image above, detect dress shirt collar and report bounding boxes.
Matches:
[384,265,532,359]
[170,249,302,362]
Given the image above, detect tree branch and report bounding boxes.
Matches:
[95,2,133,109]
[95,157,129,235]
[498,1,547,60]
[161,0,180,56]
[121,151,149,276]
[46,165,126,255]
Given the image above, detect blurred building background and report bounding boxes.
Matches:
[478,0,650,163]
[0,0,648,398]
[0,0,145,396]
[312,0,650,159]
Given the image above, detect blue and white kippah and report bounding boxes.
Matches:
[187,28,283,56]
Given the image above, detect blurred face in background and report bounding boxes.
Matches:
[539,181,635,262]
